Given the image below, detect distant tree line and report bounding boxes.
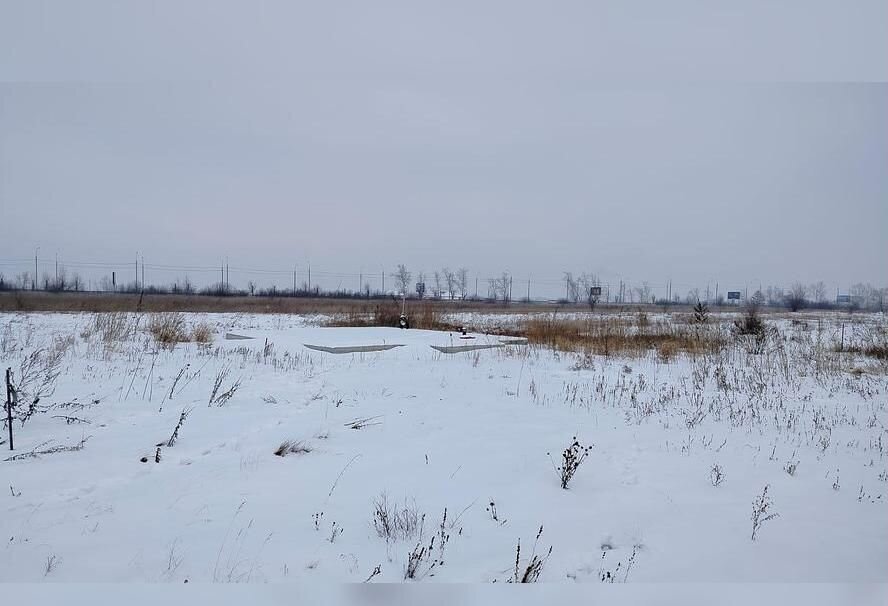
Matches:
[0,268,884,312]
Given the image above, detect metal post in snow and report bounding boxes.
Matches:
[5,368,14,451]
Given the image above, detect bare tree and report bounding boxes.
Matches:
[391,264,412,297]
[432,272,443,299]
[562,272,574,302]
[16,272,31,290]
[99,276,114,292]
[443,268,456,300]
[415,272,426,299]
[494,272,511,303]
[577,273,601,310]
[634,282,652,304]
[849,283,885,310]
[810,281,826,305]
[457,268,469,300]
[785,282,807,312]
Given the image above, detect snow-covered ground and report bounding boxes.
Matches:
[1,312,886,582]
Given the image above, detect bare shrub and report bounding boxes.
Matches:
[44,554,61,576]
[550,437,592,489]
[598,545,638,583]
[209,366,241,406]
[5,436,90,461]
[274,440,312,456]
[363,564,382,583]
[372,493,423,542]
[327,521,343,543]
[783,453,799,477]
[6,346,65,434]
[507,526,552,583]
[750,484,779,541]
[710,463,725,487]
[164,408,191,447]
[404,509,450,580]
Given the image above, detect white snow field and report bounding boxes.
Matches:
[1,311,886,583]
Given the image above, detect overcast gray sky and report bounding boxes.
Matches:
[1,1,886,297]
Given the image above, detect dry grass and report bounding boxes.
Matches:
[88,312,136,344]
[842,343,888,362]
[147,314,216,347]
[372,493,424,542]
[1,290,691,316]
[147,313,189,347]
[325,301,462,332]
[521,314,727,358]
[190,321,214,343]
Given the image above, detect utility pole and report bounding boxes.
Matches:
[221,263,224,292]
[475,277,478,299]
[34,247,39,290]
[308,264,312,292]
[136,253,139,290]
[527,278,531,302]
[380,270,383,294]
[55,252,58,286]
[294,266,297,294]
[142,255,145,291]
